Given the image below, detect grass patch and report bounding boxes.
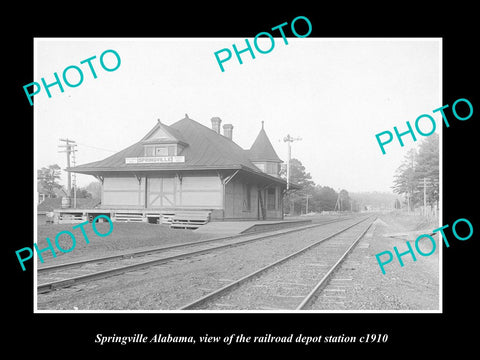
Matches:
[36,222,208,263]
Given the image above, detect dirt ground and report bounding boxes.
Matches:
[34,214,345,266]
[36,222,212,265]
[311,211,440,311]
[36,212,441,311]
[36,217,365,310]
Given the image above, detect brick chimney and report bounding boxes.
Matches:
[211,117,222,133]
[223,123,233,140]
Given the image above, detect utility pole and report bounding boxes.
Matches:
[305,193,309,214]
[71,144,77,208]
[283,134,302,190]
[334,190,341,212]
[58,138,77,207]
[283,134,301,216]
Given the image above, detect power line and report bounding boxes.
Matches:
[75,142,117,153]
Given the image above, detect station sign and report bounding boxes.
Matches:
[125,156,185,164]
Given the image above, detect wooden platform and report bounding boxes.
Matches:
[49,208,309,234]
[51,208,212,226]
[194,219,312,236]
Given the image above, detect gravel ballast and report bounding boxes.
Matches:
[36,213,440,311]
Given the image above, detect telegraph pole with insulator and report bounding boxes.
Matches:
[283,134,302,190]
[58,138,77,207]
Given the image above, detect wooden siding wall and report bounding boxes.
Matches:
[102,177,145,207]
[224,180,283,220]
[261,185,283,220]
[180,176,222,208]
[102,174,222,209]
[101,173,283,220]
[224,178,258,220]
[147,177,176,207]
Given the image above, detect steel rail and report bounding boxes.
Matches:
[37,216,364,293]
[178,216,373,310]
[37,217,353,274]
[295,217,376,310]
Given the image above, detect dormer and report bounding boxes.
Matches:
[140,119,189,157]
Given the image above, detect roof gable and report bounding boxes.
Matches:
[141,120,188,144]
[143,126,174,142]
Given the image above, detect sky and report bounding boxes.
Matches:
[34,38,441,193]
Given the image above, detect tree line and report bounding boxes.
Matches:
[281,158,359,215]
[37,164,101,199]
[392,133,439,211]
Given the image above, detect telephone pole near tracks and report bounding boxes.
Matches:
[283,134,302,191]
[58,138,77,206]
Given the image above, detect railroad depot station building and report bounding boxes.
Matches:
[68,115,293,223]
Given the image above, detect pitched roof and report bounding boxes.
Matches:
[248,123,283,163]
[140,119,188,144]
[68,116,284,184]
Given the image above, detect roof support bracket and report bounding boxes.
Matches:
[261,183,273,190]
[222,170,240,185]
[133,173,142,185]
[176,172,183,184]
[94,175,104,184]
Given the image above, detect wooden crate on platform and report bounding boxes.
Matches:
[170,211,211,229]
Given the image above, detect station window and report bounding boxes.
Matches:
[266,162,279,175]
[145,146,155,156]
[145,145,177,157]
[255,163,266,172]
[155,146,171,156]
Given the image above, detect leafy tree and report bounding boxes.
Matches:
[392,134,439,210]
[85,181,102,199]
[38,164,65,197]
[280,158,315,189]
[337,189,352,211]
[280,158,315,214]
[279,158,358,214]
[350,191,398,211]
[392,148,418,210]
[70,187,92,198]
[310,185,338,212]
[414,133,439,206]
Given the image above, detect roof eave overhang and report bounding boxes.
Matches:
[67,164,289,186]
[250,158,284,163]
[238,165,288,186]
[66,164,244,174]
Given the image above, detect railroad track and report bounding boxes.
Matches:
[179,216,376,310]
[37,216,361,294]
